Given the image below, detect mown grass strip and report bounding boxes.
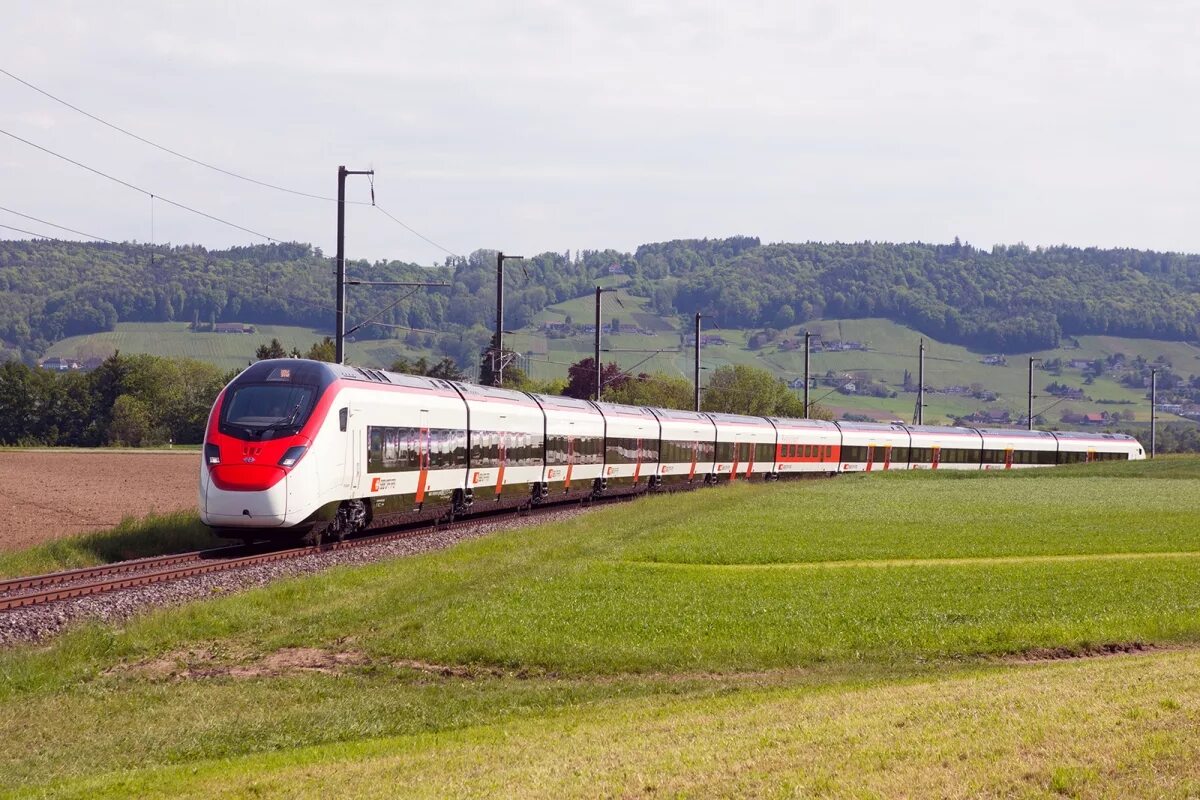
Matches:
[19,649,1200,799]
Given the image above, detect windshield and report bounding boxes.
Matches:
[221,384,316,437]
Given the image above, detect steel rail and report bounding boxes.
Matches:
[0,492,629,613]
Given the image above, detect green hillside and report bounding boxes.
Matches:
[45,323,442,373]
[510,286,1194,425]
[45,307,1198,429]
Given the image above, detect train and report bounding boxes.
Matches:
[199,359,1146,542]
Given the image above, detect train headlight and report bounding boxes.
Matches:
[278,445,307,468]
[204,443,221,465]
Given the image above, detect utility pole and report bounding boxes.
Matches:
[1151,367,1158,459]
[492,252,523,386]
[1027,357,1041,430]
[595,287,603,401]
[335,165,374,364]
[803,331,813,419]
[917,338,925,425]
[695,313,704,412]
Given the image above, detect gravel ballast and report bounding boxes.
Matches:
[0,508,587,646]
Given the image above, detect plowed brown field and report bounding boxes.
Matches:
[0,451,198,550]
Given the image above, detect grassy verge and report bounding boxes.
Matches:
[26,650,1200,799]
[0,512,231,578]
[1,459,1199,794]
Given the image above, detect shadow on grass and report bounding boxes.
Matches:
[0,512,234,578]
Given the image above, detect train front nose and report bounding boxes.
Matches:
[202,464,289,527]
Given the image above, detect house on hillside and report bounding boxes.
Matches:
[981,354,1007,366]
[38,357,80,371]
[214,323,255,334]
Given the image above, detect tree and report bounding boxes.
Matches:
[390,356,465,381]
[605,372,693,410]
[108,393,156,446]
[563,357,628,400]
[702,364,811,417]
[304,337,335,362]
[255,338,288,359]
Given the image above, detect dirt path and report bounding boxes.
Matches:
[0,451,198,550]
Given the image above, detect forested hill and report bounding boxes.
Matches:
[2,236,1200,362]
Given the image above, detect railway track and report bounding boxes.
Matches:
[0,496,622,613]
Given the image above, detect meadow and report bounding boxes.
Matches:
[3,460,1200,796]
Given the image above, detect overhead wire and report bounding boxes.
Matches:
[0,126,281,242]
[0,204,116,242]
[1,66,464,256]
[0,66,340,203]
[0,222,52,239]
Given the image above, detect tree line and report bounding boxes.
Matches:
[5,235,1200,365]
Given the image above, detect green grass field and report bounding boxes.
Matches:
[3,460,1200,796]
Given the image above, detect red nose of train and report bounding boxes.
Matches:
[205,440,307,491]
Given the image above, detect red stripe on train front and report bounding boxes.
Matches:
[210,465,285,491]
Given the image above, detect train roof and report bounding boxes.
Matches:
[705,411,773,426]
[450,381,540,406]
[766,416,840,430]
[1051,430,1139,442]
[834,421,908,433]
[528,393,602,413]
[904,424,983,437]
[592,400,657,419]
[650,407,711,422]
[974,427,1058,440]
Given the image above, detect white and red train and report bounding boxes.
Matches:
[200,359,1146,541]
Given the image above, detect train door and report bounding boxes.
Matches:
[565,435,575,489]
[1004,447,1014,470]
[731,436,741,480]
[343,403,363,492]
[415,410,430,504]
[496,423,508,498]
[632,436,643,485]
[931,445,941,470]
[883,444,892,471]
[1086,449,1096,463]
[865,442,875,472]
[745,440,754,479]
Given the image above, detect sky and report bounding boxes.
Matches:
[2,1,1200,263]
